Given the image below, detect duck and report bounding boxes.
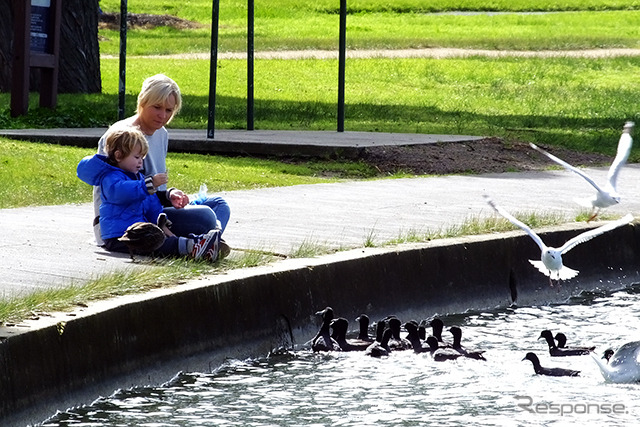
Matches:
[403,321,429,353]
[485,195,633,287]
[373,318,386,343]
[418,324,427,341]
[449,326,486,360]
[365,328,393,358]
[539,330,591,356]
[529,121,634,222]
[591,341,640,383]
[523,352,580,377]
[429,318,453,348]
[554,332,595,353]
[311,307,341,352]
[355,314,374,343]
[330,317,370,352]
[425,336,462,361]
[387,317,412,351]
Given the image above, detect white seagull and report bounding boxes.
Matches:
[529,121,634,221]
[591,341,640,383]
[484,195,634,286]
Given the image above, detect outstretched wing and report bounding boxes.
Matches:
[483,195,545,251]
[530,143,606,194]
[607,130,633,191]
[559,214,634,254]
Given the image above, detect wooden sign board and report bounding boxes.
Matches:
[10,0,62,117]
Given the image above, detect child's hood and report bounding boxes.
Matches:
[76,154,117,186]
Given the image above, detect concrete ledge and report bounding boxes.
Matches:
[0,128,484,159]
[1,223,639,424]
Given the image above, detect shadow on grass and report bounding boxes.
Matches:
[0,92,636,156]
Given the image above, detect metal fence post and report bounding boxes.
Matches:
[247,0,255,130]
[118,0,127,120]
[207,0,221,139]
[337,0,346,132]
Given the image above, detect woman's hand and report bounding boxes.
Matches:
[169,188,189,209]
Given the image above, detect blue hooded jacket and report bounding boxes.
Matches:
[77,154,163,240]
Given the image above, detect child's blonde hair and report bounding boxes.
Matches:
[104,125,149,164]
[137,74,182,123]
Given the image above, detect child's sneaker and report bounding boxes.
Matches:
[203,229,222,261]
[190,229,221,260]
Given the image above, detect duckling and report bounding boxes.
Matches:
[418,324,427,341]
[387,317,411,351]
[355,314,374,343]
[425,336,462,361]
[365,328,393,358]
[449,326,486,360]
[330,317,370,351]
[311,307,341,352]
[404,321,429,353]
[523,352,580,377]
[554,332,595,353]
[429,318,452,348]
[539,330,591,356]
[373,319,386,342]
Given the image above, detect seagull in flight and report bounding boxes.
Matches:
[529,121,634,221]
[484,195,634,286]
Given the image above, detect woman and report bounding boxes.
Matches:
[93,74,230,247]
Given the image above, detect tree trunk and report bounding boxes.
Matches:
[0,0,101,94]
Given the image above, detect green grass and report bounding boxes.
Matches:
[0,250,282,323]
[99,0,640,21]
[385,210,569,245]
[98,10,640,55]
[0,138,379,209]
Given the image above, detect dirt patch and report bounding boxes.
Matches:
[99,12,202,30]
[361,137,611,175]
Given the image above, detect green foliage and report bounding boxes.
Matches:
[0,138,377,209]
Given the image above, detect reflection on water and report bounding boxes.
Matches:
[42,285,640,426]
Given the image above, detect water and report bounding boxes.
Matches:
[42,285,640,426]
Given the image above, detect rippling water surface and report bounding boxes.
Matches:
[42,285,640,426]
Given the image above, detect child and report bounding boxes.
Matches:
[78,125,223,261]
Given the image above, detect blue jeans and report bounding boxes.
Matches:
[163,196,230,237]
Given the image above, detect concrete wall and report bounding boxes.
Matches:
[2,223,639,424]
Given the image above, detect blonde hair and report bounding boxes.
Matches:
[104,125,149,164]
[136,74,182,123]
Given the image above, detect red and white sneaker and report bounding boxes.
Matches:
[190,229,221,260]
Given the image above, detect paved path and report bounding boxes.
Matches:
[2,154,640,299]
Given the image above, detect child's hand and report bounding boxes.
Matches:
[152,172,168,188]
[169,189,189,209]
